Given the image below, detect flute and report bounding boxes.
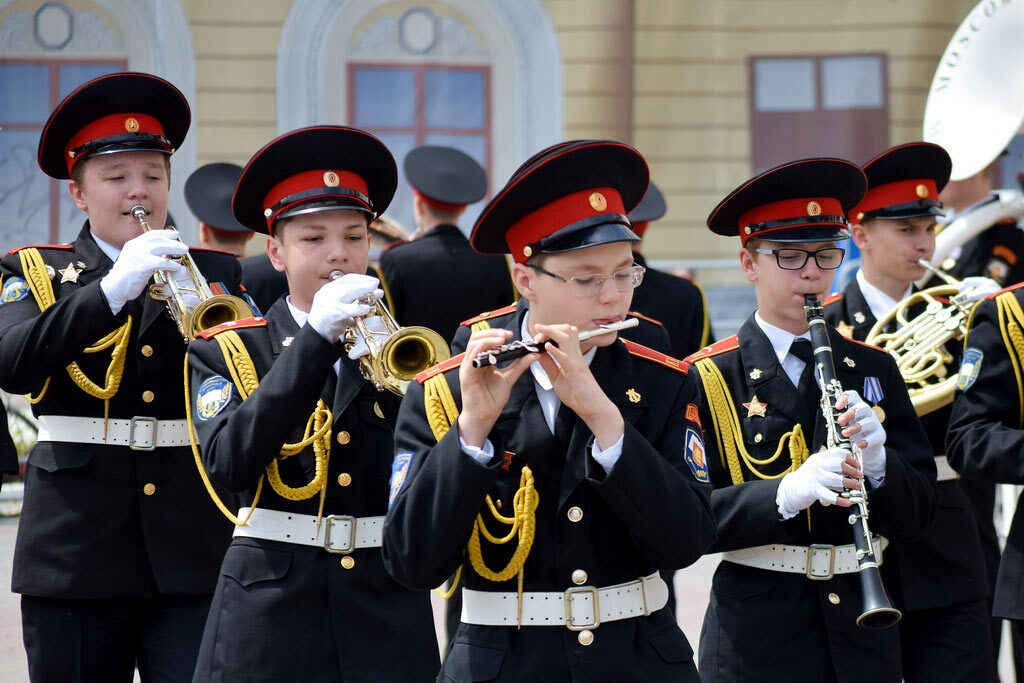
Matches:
[471,318,639,368]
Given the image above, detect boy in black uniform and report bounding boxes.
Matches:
[384,140,716,682]
[379,145,515,342]
[186,126,439,682]
[0,72,245,682]
[823,142,995,681]
[185,162,256,256]
[687,157,937,682]
[627,181,714,357]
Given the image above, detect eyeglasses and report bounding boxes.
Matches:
[751,247,845,271]
[528,263,646,298]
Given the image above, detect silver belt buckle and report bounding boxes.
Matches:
[806,544,835,580]
[129,416,157,451]
[324,515,356,554]
[564,586,600,631]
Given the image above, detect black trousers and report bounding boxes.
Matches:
[22,594,212,683]
[898,598,996,682]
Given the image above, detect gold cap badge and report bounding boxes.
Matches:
[323,171,340,187]
[916,183,929,199]
[124,117,140,133]
[806,201,821,216]
[589,192,607,212]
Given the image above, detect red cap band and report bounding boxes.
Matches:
[64,112,167,174]
[412,188,465,212]
[262,169,370,231]
[737,196,844,245]
[631,220,650,236]
[505,187,625,263]
[849,179,939,225]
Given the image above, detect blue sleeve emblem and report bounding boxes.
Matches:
[0,277,30,306]
[388,452,413,508]
[957,347,984,392]
[196,375,234,421]
[684,428,709,483]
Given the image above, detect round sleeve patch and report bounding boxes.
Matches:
[196,375,234,421]
[0,277,30,305]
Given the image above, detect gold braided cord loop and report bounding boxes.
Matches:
[470,320,492,333]
[266,400,332,501]
[424,374,460,443]
[17,248,132,406]
[996,293,1024,427]
[694,357,808,485]
[467,466,539,582]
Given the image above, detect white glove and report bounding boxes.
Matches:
[842,390,886,481]
[100,230,188,314]
[347,314,389,360]
[953,276,1001,304]
[776,447,850,518]
[307,273,382,343]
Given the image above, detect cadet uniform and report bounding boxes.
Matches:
[627,182,714,358]
[947,281,1024,669]
[689,158,937,683]
[384,140,716,682]
[941,202,1024,287]
[823,142,993,681]
[379,145,515,343]
[0,72,243,682]
[187,126,439,682]
[0,401,18,488]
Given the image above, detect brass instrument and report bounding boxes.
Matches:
[805,294,902,630]
[865,260,974,416]
[131,205,253,341]
[329,270,449,395]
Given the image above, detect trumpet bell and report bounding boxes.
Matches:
[372,326,451,396]
[865,284,965,416]
[188,295,257,338]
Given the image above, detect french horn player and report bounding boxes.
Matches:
[183,126,441,682]
[823,142,997,682]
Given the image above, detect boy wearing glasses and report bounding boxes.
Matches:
[686,157,936,682]
[823,143,996,682]
[383,140,716,682]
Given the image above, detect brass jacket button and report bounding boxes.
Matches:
[337,473,352,487]
[340,556,355,569]
[143,483,156,496]
[336,431,351,445]
[142,390,155,403]
[567,506,583,523]
[141,345,154,357]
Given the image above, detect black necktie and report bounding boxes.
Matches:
[789,339,820,415]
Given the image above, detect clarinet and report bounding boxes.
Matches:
[803,294,901,630]
[471,318,639,368]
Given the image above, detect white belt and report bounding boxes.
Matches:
[232,507,383,554]
[722,536,888,580]
[935,455,960,482]
[461,572,667,630]
[36,415,189,451]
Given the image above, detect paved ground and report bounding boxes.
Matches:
[0,511,1014,681]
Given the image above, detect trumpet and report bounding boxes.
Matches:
[329,270,449,395]
[865,259,973,416]
[471,318,639,368]
[131,205,253,341]
[805,294,901,630]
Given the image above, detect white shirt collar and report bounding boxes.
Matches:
[90,231,121,263]
[855,268,911,322]
[753,310,810,366]
[286,296,309,328]
[521,311,596,390]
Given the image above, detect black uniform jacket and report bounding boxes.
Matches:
[239,252,288,314]
[384,300,716,683]
[631,252,714,358]
[0,401,19,487]
[0,223,243,598]
[379,224,515,344]
[187,299,439,682]
[947,282,1024,620]
[686,315,936,683]
[945,218,1024,287]
[824,280,989,610]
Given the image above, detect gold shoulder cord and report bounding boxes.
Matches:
[693,357,809,484]
[423,372,538,625]
[470,320,492,333]
[17,249,132,427]
[183,329,333,526]
[995,292,1024,427]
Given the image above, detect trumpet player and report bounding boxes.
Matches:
[184,126,439,682]
[383,140,716,682]
[687,158,936,682]
[0,73,246,682]
[823,142,997,682]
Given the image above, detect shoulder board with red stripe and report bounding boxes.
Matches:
[382,239,407,252]
[460,303,518,327]
[986,280,1024,300]
[684,335,739,363]
[188,246,238,257]
[415,352,466,384]
[842,336,885,353]
[7,244,73,255]
[628,310,663,327]
[823,293,844,306]
[194,317,267,340]
[622,340,689,374]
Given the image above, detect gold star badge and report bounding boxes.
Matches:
[749,368,762,380]
[743,395,768,418]
[626,388,641,403]
[853,311,866,324]
[836,321,854,338]
[58,262,81,283]
[843,357,855,368]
